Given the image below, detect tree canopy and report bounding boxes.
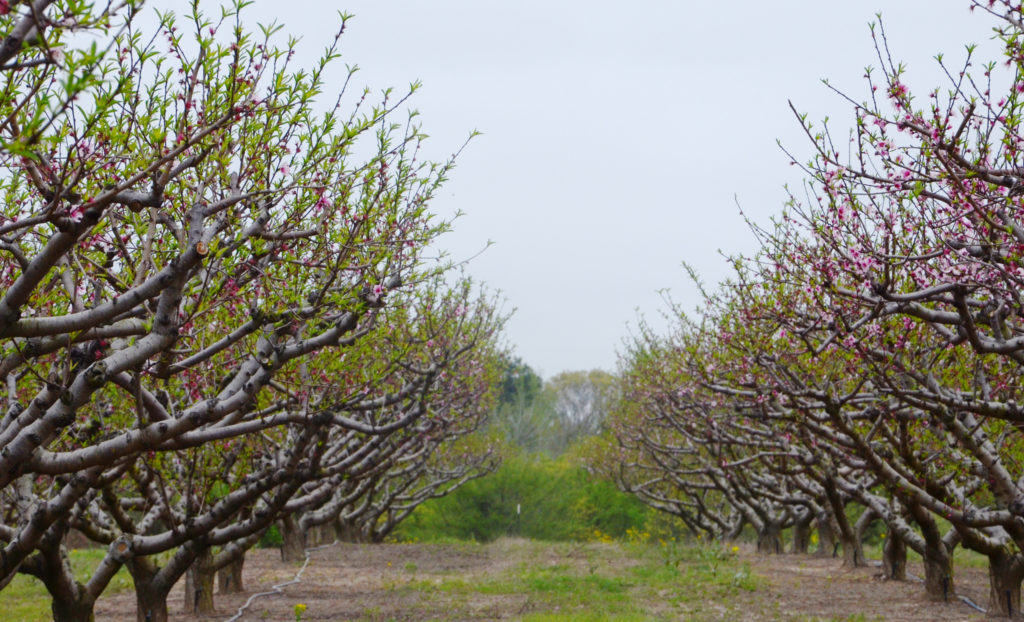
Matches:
[0,3,506,621]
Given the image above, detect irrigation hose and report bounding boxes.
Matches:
[223,540,340,622]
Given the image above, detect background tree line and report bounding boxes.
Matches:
[394,357,655,544]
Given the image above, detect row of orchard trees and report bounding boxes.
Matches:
[0,2,505,621]
[598,1,1024,617]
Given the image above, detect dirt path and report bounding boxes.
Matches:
[744,553,989,621]
[92,540,994,621]
[94,540,533,621]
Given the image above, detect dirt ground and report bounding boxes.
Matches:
[743,553,989,621]
[92,540,994,621]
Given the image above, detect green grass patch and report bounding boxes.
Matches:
[393,539,761,620]
[391,453,650,543]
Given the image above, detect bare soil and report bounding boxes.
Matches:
[92,540,994,621]
[744,552,989,621]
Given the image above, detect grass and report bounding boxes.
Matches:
[394,539,761,621]
[0,548,133,622]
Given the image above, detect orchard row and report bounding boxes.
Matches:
[0,3,505,622]
[599,1,1024,618]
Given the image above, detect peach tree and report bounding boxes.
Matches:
[0,2,499,621]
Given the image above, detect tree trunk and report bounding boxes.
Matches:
[183,548,216,614]
[821,476,865,566]
[908,501,956,601]
[814,511,836,558]
[306,523,323,546]
[882,528,906,581]
[921,543,955,602]
[334,518,368,543]
[987,552,1024,618]
[315,523,336,546]
[51,598,96,622]
[279,515,306,563]
[838,531,865,567]
[33,551,97,622]
[371,519,394,544]
[792,515,812,554]
[218,554,245,594]
[127,559,170,622]
[756,522,783,555]
[132,581,170,622]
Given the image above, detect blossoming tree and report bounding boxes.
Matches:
[0,2,505,621]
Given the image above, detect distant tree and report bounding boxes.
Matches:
[490,357,556,451]
[490,363,618,454]
[544,369,616,449]
[496,356,543,408]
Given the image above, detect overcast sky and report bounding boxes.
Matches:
[156,1,1000,378]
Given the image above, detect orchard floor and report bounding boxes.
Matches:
[92,538,992,621]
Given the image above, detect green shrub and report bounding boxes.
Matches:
[393,452,647,542]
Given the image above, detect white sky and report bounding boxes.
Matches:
[151,1,999,378]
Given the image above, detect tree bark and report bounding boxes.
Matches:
[305,523,323,547]
[371,519,395,543]
[51,598,96,622]
[986,552,1024,618]
[792,514,813,554]
[318,523,338,546]
[882,528,906,581]
[814,510,836,558]
[133,586,169,622]
[822,478,865,567]
[183,548,216,614]
[334,517,369,543]
[838,531,865,567]
[29,547,97,622]
[126,558,172,622]
[279,515,306,563]
[908,502,956,601]
[756,521,783,555]
[218,554,245,594]
[920,543,955,602]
